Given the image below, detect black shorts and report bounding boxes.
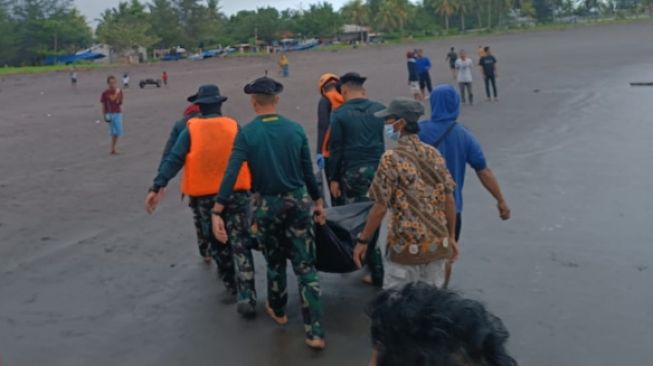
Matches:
[449,63,456,70]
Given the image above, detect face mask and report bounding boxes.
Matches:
[385,122,401,141]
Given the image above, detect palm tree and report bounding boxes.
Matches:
[435,0,456,31]
[457,0,468,31]
[342,0,370,25]
[389,0,410,31]
[375,0,409,32]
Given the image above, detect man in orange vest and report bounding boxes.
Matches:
[144,85,257,315]
[316,73,345,206]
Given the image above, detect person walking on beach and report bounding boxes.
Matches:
[455,50,474,105]
[316,73,345,206]
[162,71,168,86]
[144,85,256,311]
[329,72,386,287]
[100,75,124,155]
[446,47,458,79]
[353,98,458,290]
[419,84,511,288]
[406,51,422,101]
[278,54,289,77]
[70,69,78,86]
[122,73,130,89]
[415,49,433,98]
[212,76,326,349]
[479,46,498,101]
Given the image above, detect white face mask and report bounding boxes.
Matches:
[384,120,402,141]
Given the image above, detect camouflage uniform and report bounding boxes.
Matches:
[342,164,385,286]
[225,192,257,307]
[189,195,236,293]
[253,187,324,339]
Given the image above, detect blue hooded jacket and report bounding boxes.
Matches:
[418,84,487,213]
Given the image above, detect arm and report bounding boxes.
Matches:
[152,130,190,190]
[301,132,321,201]
[327,112,344,181]
[316,98,331,154]
[215,131,248,206]
[476,168,510,220]
[159,119,187,171]
[426,57,432,70]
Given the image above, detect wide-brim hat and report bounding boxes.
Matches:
[244,77,284,95]
[187,84,228,104]
[374,97,425,123]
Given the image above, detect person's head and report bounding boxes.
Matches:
[339,72,367,101]
[450,46,455,52]
[484,46,491,55]
[416,49,424,57]
[318,73,340,95]
[459,50,467,60]
[430,84,461,123]
[187,84,228,116]
[107,75,117,89]
[406,51,414,59]
[367,283,517,366]
[244,76,283,114]
[374,97,425,140]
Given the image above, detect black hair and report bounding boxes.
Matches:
[404,120,421,134]
[343,81,364,90]
[484,46,490,52]
[450,47,455,51]
[367,283,517,366]
[107,75,116,83]
[199,103,222,116]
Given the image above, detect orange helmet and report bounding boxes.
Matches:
[318,73,339,94]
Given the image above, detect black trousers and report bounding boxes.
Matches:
[419,72,432,93]
[459,82,473,104]
[484,75,497,98]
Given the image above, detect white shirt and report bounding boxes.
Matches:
[455,58,474,83]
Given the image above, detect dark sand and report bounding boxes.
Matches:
[1,22,652,365]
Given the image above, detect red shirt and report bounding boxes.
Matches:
[101,89,123,113]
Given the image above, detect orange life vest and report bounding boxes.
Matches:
[182,116,251,196]
[321,90,345,158]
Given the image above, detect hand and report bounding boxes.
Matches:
[212,214,228,243]
[498,200,511,220]
[316,154,325,170]
[353,243,367,269]
[330,181,341,198]
[449,237,459,263]
[144,191,162,214]
[313,200,326,225]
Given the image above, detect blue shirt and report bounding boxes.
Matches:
[419,121,487,213]
[416,57,432,75]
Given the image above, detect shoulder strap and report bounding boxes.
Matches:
[432,122,458,148]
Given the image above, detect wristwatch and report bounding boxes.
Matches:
[356,235,370,245]
[211,210,224,218]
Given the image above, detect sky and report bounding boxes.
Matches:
[75,0,349,24]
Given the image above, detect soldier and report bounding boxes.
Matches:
[144,85,256,311]
[211,77,327,350]
[327,72,386,287]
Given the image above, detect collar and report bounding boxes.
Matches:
[258,114,280,123]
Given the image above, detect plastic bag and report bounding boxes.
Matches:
[315,201,374,273]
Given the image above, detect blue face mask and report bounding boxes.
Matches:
[385,122,401,141]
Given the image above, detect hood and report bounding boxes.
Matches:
[430,84,460,123]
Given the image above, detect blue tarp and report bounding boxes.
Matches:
[43,50,106,65]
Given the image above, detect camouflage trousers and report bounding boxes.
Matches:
[189,195,236,293]
[253,187,324,339]
[342,164,385,287]
[223,192,257,307]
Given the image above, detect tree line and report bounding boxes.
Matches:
[1,0,651,66]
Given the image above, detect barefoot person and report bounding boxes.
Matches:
[419,84,511,288]
[353,98,458,290]
[100,75,124,155]
[211,77,326,349]
[144,85,256,309]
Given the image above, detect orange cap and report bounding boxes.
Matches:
[318,73,339,94]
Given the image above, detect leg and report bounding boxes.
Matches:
[255,195,288,319]
[285,189,324,344]
[225,193,257,313]
[467,83,474,104]
[458,83,466,104]
[422,259,448,288]
[188,198,212,260]
[444,213,461,289]
[491,76,498,98]
[342,165,376,204]
[484,76,491,100]
[111,136,118,155]
[198,197,236,294]
[426,73,433,93]
[109,113,123,154]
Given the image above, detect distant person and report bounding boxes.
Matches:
[455,50,474,105]
[162,71,168,86]
[477,45,486,58]
[353,98,458,290]
[415,49,433,98]
[419,84,511,288]
[446,47,458,79]
[366,283,518,366]
[100,75,124,155]
[144,85,255,311]
[122,73,129,89]
[328,72,386,287]
[278,54,289,77]
[211,76,326,349]
[479,46,498,101]
[406,51,422,101]
[70,69,78,86]
[316,73,345,206]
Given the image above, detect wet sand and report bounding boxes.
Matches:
[1,21,652,365]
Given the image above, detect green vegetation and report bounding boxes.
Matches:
[0,0,651,68]
[0,62,103,75]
